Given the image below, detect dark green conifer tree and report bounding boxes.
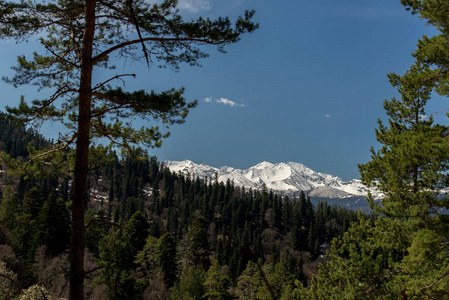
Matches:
[298,1,449,298]
[37,194,71,257]
[184,216,210,270]
[122,211,150,268]
[156,233,177,287]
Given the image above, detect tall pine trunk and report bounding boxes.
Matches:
[69,1,96,299]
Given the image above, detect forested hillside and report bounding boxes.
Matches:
[0,112,49,159]
[2,0,449,299]
[0,114,362,299]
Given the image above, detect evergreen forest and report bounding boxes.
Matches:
[2,0,449,299]
[0,111,361,299]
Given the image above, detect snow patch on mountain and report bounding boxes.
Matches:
[164,160,381,199]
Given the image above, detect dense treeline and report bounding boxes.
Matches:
[0,111,49,159]
[0,116,361,299]
[1,0,448,298]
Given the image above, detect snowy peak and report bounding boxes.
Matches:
[253,161,274,169]
[165,161,217,181]
[164,160,379,199]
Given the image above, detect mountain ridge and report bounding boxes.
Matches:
[164,160,381,200]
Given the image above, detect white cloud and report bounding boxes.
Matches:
[177,0,211,13]
[325,114,331,118]
[204,97,245,107]
[216,98,242,107]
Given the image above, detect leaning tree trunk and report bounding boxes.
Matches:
[69,1,96,299]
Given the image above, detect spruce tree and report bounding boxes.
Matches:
[155,232,177,287]
[185,216,210,270]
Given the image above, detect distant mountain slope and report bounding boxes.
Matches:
[164,160,382,200]
[0,111,49,158]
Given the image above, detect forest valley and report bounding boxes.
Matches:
[2,0,449,299]
[0,112,361,299]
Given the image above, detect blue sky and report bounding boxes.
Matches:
[0,0,443,180]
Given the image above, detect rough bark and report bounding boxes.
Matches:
[69,1,96,299]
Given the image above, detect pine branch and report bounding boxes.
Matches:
[92,36,222,65]
[24,133,76,173]
[92,73,136,92]
[255,261,277,300]
[126,0,151,66]
[419,272,449,291]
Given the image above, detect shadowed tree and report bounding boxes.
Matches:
[0,1,258,299]
[156,232,177,287]
[185,216,211,270]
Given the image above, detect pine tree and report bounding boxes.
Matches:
[204,260,232,300]
[0,2,257,298]
[360,63,448,219]
[170,265,205,300]
[299,1,449,297]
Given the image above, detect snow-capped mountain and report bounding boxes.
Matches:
[164,160,381,199]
